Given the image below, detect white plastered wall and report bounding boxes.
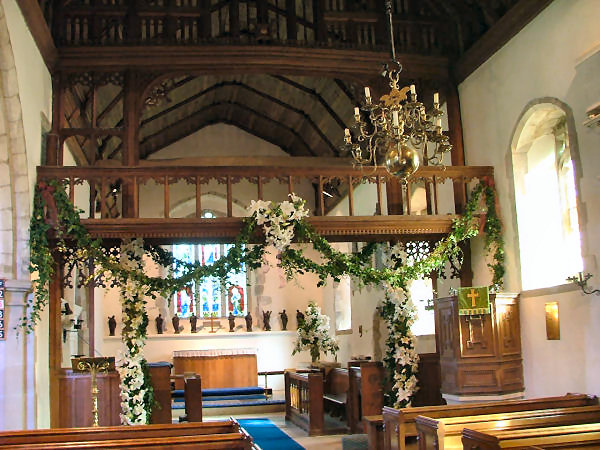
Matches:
[459,0,600,397]
[0,0,52,430]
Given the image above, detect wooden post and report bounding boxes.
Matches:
[318,176,325,216]
[226,176,232,217]
[312,0,326,43]
[46,73,63,166]
[445,83,472,286]
[230,0,240,39]
[348,175,354,216]
[122,70,140,218]
[195,176,202,218]
[49,259,64,428]
[164,176,170,218]
[257,176,263,200]
[286,0,297,41]
[307,372,324,436]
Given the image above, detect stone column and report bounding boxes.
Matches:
[0,279,34,430]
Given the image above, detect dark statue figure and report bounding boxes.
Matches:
[108,315,117,336]
[190,313,198,333]
[263,310,272,331]
[296,309,305,329]
[279,309,288,330]
[172,314,181,334]
[245,312,253,332]
[228,313,236,332]
[155,314,164,334]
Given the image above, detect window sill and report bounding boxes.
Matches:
[520,283,580,298]
[104,330,297,339]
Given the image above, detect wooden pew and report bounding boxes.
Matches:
[323,367,349,420]
[416,405,600,450]
[0,432,255,449]
[285,370,324,435]
[347,362,385,434]
[365,415,385,450]
[184,375,203,422]
[147,362,172,424]
[380,394,597,450]
[462,422,600,449]
[0,421,240,446]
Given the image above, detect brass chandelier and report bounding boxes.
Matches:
[342,2,452,181]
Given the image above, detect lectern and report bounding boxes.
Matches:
[434,293,524,402]
[72,357,116,426]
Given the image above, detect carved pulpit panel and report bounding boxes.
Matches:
[435,293,524,396]
[459,314,495,358]
[496,299,521,356]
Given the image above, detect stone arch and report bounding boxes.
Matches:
[0,4,31,281]
[508,98,587,289]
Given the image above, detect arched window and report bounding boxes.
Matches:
[511,102,582,290]
[172,243,249,318]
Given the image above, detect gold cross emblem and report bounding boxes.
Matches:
[467,288,479,307]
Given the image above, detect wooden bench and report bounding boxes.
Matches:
[416,405,600,450]
[0,420,244,447]
[285,370,325,436]
[347,362,385,434]
[462,422,600,449]
[378,393,597,450]
[323,367,349,420]
[0,432,255,449]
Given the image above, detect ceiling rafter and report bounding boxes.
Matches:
[140,100,322,158]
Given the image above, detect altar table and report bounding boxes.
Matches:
[173,349,258,389]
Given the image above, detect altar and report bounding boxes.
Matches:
[173,349,258,389]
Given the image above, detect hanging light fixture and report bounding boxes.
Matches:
[342,1,452,181]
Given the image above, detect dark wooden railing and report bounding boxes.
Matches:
[285,370,324,436]
[48,0,447,55]
[37,164,492,242]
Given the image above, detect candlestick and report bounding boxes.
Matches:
[354,107,360,121]
[364,86,371,103]
[344,128,351,137]
[433,92,439,104]
[392,110,399,127]
[410,84,416,96]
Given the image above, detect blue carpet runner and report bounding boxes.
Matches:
[238,418,304,450]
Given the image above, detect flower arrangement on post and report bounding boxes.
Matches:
[117,238,153,425]
[247,193,309,251]
[380,283,420,408]
[292,302,339,364]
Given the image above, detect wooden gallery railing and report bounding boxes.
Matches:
[285,370,324,436]
[48,0,446,56]
[36,165,493,242]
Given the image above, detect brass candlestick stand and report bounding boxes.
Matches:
[72,357,115,427]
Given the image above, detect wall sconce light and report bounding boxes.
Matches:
[567,272,600,296]
[545,302,560,340]
[583,102,600,128]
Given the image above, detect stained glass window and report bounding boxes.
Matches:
[172,244,249,319]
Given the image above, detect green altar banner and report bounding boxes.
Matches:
[458,286,490,315]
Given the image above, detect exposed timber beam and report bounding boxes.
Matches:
[452,0,553,83]
[56,46,449,81]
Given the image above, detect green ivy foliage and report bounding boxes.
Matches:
[26,177,505,408]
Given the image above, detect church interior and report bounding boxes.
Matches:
[0,0,599,448]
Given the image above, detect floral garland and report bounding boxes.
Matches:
[292,302,339,363]
[26,178,505,411]
[380,282,419,407]
[116,238,153,425]
[248,193,309,251]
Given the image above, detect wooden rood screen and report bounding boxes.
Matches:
[37,164,493,243]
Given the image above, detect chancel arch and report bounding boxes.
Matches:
[510,99,584,291]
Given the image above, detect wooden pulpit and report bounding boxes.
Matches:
[434,293,524,400]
